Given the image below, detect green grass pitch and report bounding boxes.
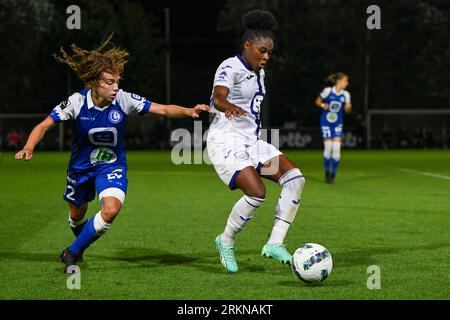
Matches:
[0,150,449,299]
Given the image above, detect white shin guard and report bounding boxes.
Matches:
[68,213,87,228]
[221,195,265,245]
[331,141,341,161]
[268,169,305,244]
[93,212,112,236]
[323,140,332,159]
[276,168,305,224]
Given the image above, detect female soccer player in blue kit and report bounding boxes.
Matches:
[207,10,306,273]
[315,73,352,183]
[15,35,209,272]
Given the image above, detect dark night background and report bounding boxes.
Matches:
[0,0,449,149]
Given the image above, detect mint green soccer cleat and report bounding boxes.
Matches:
[215,234,238,273]
[261,243,293,265]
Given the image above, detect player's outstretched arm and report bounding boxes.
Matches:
[315,97,329,110]
[15,116,57,161]
[344,103,352,113]
[149,102,209,119]
[213,85,247,119]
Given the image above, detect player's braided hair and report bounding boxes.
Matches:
[53,34,129,88]
[242,10,278,47]
[326,72,348,84]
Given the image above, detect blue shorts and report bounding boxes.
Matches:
[321,124,343,139]
[63,165,128,206]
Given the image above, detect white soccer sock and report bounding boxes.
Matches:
[323,140,332,159]
[68,213,87,228]
[268,219,291,245]
[331,141,341,161]
[268,168,305,245]
[93,212,112,236]
[221,195,265,246]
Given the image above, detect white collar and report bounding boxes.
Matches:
[332,86,343,95]
[87,89,112,111]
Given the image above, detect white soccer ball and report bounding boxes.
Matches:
[291,243,333,283]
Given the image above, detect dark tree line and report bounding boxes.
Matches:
[0,0,165,113]
[0,0,448,129]
[218,0,450,126]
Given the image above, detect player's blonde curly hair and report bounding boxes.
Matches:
[53,34,129,88]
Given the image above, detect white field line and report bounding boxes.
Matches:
[395,167,450,181]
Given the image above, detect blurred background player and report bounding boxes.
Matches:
[315,73,352,183]
[15,35,209,273]
[207,10,306,273]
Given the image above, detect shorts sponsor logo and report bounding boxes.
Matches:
[107,171,123,180]
[66,176,77,184]
[234,150,249,161]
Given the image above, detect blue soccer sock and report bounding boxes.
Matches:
[331,141,341,175]
[69,212,111,255]
[324,157,331,173]
[331,158,340,174]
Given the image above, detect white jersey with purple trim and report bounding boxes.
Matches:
[49,89,151,171]
[209,54,266,144]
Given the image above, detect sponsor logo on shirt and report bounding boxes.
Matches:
[80,116,95,121]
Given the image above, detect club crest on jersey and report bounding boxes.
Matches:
[340,96,345,103]
[108,110,122,124]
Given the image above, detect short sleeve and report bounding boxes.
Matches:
[343,91,351,104]
[116,90,152,116]
[213,61,236,89]
[319,87,332,100]
[49,93,83,122]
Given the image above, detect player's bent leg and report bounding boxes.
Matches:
[261,156,306,265]
[216,167,266,273]
[98,194,123,224]
[61,203,89,263]
[68,203,88,237]
[62,189,125,273]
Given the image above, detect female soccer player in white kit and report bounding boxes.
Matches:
[207,10,306,273]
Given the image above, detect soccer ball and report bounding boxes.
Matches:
[291,243,333,283]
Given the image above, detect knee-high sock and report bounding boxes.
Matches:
[221,195,265,246]
[69,212,111,255]
[68,214,87,237]
[323,140,332,173]
[268,168,305,245]
[331,141,341,174]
